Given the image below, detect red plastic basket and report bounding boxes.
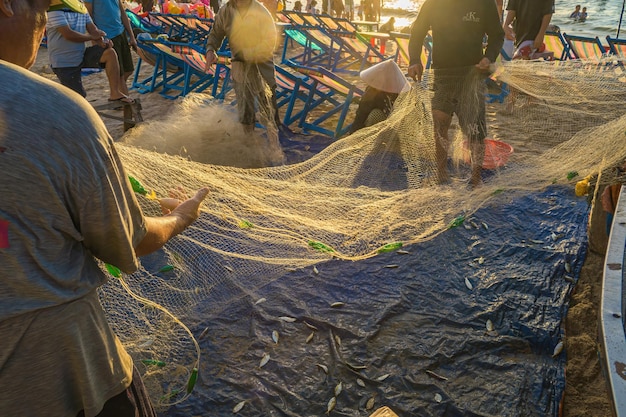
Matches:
[462,139,514,169]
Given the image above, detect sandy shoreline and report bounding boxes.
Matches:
[30,39,613,416]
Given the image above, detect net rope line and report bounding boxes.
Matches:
[103,57,626,407]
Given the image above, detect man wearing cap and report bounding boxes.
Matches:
[408,0,504,188]
[205,0,280,132]
[84,0,137,97]
[47,0,134,103]
[350,59,409,133]
[0,0,210,415]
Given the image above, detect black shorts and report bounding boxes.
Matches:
[111,33,135,75]
[431,67,487,143]
[52,45,107,97]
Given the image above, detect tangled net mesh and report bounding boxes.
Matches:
[98,57,626,408]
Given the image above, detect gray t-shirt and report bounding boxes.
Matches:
[0,60,147,416]
[46,10,94,68]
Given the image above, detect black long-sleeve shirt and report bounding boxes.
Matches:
[409,0,504,69]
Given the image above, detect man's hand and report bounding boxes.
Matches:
[408,62,423,82]
[475,57,491,71]
[204,50,216,73]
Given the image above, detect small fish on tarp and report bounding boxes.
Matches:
[326,396,336,414]
[233,400,246,413]
[260,353,270,368]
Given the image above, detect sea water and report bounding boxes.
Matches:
[379,0,624,39]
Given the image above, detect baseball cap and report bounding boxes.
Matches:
[49,0,88,14]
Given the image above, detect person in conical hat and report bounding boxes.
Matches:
[349,59,410,133]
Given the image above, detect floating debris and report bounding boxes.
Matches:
[158,264,175,273]
[377,242,403,253]
[425,370,448,381]
[306,332,315,344]
[272,330,279,344]
[330,302,345,308]
[317,363,329,374]
[326,396,336,414]
[304,321,318,331]
[375,373,390,382]
[434,393,442,403]
[356,378,366,387]
[141,359,166,367]
[465,277,473,290]
[279,316,297,322]
[233,400,246,413]
[254,298,266,305]
[186,367,198,394]
[334,381,343,396]
[260,353,270,368]
[552,340,564,358]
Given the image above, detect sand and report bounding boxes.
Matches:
[29,43,613,416]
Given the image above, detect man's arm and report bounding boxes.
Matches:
[502,9,516,41]
[135,188,209,257]
[56,24,103,43]
[407,0,431,81]
[534,13,553,50]
[483,1,505,64]
[118,0,137,49]
[205,8,227,69]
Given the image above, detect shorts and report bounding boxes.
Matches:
[111,33,135,75]
[431,68,487,143]
[52,45,107,97]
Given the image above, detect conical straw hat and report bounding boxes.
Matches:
[359,60,410,94]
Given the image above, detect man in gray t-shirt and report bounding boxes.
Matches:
[46,6,133,102]
[0,0,209,415]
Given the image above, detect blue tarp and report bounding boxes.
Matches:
[160,128,588,416]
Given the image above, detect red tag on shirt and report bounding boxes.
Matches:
[0,220,8,248]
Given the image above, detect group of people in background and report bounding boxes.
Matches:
[569,4,588,22]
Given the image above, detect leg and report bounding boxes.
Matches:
[52,67,86,97]
[111,34,135,96]
[98,48,124,100]
[432,109,452,184]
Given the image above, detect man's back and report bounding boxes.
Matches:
[506,0,555,46]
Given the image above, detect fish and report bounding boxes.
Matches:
[375,373,390,382]
[334,381,343,396]
[279,316,296,322]
[330,302,345,308]
[486,319,494,332]
[366,396,376,410]
[272,330,279,344]
[313,266,319,275]
[565,262,571,273]
[260,353,270,368]
[552,340,564,358]
[529,239,544,244]
[356,378,366,387]
[317,363,329,374]
[254,298,266,305]
[482,222,489,230]
[326,396,336,415]
[304,321,318,331]
[334,335,342,346]
[425,370,448,381]
[199,327,210,340]
[233,400,246,413]
[396,250,410,254]
[384,264,399,269]
[306,332,315,343]
[434,393,442,403]
[465,277,473,290]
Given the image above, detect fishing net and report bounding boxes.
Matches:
[99,56,626,409]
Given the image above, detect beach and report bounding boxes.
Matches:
[30,18,615,415]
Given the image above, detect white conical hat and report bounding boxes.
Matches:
[359,60,410,94]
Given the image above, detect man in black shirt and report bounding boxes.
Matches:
[408,0,504,188]
[504,0,555,53]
